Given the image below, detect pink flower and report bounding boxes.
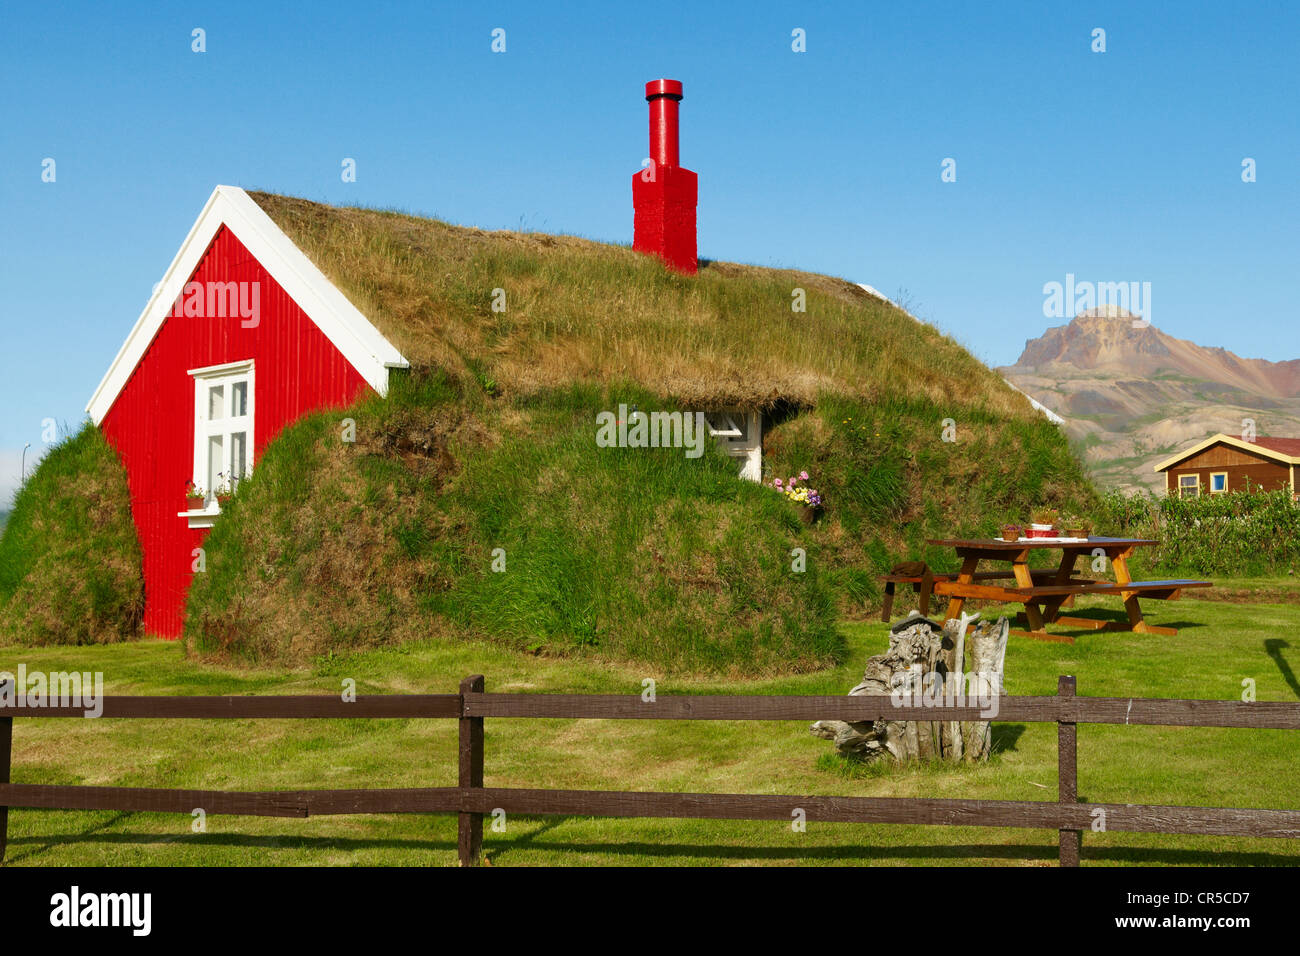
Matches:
[774,478,782,487]
[799,471,809,481]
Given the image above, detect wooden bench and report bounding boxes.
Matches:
[880,571,940,621]
[880,568,1081,621]
[1018,579,1211,637]
[1098,579,1211,600]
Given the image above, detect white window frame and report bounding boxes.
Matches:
[1178,473,1199,498]
[180,360,254,527]
[705,410,762,482]
[1209,471,1228,494]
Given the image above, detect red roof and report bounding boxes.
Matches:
[1254,437,1300,457]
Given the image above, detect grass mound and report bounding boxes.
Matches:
[762,395,1098,604]
[0,424,144,645]
[183,370,843,674]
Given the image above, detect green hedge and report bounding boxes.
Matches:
[1096,488,1300,576]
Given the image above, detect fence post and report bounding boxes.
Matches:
[1057,675,1080,867]
[0,711,12,863]
[458,675,485,867]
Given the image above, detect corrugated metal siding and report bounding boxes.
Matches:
[100,226,372,638]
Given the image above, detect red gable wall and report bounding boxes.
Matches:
[100,226,371,638]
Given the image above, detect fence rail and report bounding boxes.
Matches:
[1,674,1298,866]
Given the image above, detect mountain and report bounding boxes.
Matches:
[1000,309,1300,493]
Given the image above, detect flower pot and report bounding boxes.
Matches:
[798,505,823,525]
[185,495,206,511]
[216,495,233,508]
[1063,527,1086,539]
[1000,526,1021,542]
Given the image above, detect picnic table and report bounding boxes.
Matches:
[922,536,1211,643]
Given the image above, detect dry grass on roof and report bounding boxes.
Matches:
[249,191,1033,417]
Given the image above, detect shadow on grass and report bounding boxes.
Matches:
[8,824,1297,868]
[991,723,1026,753]
[2,829,455,864]
[1022,607,1211,641]
[484,839,1300,867]
[1264,639,1300,700]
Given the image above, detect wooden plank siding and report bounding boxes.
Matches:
[1162,441,1291,496]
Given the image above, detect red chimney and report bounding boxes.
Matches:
[633,79,697,274]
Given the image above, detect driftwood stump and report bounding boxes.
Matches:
[811,613,1009,763]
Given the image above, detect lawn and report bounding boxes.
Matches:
[2,591,1298,867]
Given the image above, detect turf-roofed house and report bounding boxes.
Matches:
[67,79,1083,663]
[83,80,757,639]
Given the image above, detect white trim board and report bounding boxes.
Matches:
[86,185,409,424]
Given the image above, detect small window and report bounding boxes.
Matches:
[1209,472,1228,494]
[1178,474,1199,498]
[190,360,254,501]
[705,410,762,482]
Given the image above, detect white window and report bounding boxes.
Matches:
[705,410,762,482]
[189,360,254,499]
[1209,472,1228,494]
[1178,474,1199,498]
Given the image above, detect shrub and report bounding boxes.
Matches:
[1095,488,1300,576]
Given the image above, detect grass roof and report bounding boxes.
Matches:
[250,192,1036,417]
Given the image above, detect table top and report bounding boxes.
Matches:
[926,536,1158,550]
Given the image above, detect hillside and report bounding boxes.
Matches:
[1001,310,1300,492]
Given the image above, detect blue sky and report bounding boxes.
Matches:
[2,0,1298,501]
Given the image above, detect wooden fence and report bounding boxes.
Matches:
[2,674,1299,866]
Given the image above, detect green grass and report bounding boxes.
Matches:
[183,371,843,674]
[0,425,143,645]
[4,591,1299,866]
[182,366,1094,673]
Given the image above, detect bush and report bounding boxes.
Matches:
[1095,488,1300,576]
[0,424,144,645]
